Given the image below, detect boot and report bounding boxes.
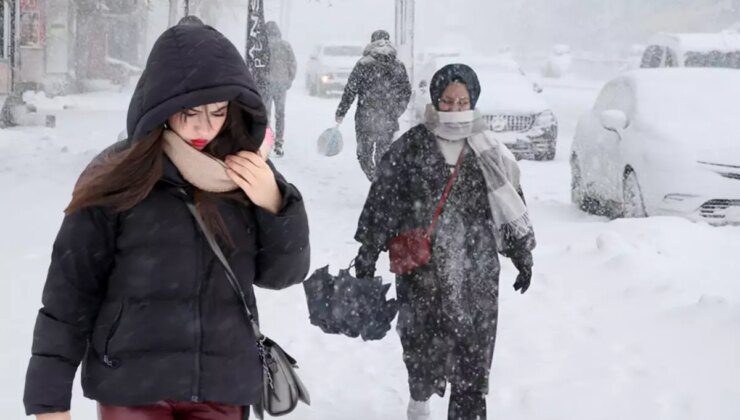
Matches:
[448,389,486,420]
[273,141,284,157]
[407,399,431,420]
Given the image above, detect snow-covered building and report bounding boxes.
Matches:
[6,0,149,96]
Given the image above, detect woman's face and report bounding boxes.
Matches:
[167,101,229,150]
[438,82,471,112]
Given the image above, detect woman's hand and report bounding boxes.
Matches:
[225,151,282,214]
[37,412,71,420]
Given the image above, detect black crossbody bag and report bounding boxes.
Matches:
[183,195,310,418]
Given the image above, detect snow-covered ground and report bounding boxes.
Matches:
[1,78,738,420]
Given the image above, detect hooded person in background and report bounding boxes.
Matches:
[264,21,296,157]
[335,29,411,181]
[352,64,536,420]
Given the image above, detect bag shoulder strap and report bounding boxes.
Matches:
[181,190,263,339]
[427,145,466,235]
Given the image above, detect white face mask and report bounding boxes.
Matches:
[434,109,476,141]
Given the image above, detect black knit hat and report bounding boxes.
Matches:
[371,29,390,42]
[429,63,481,110]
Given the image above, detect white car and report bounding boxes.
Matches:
[541,44,572,78]
[414,54,557,160]
[305,43,364,97]
[570,68,740,224]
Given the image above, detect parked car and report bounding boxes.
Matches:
[414,53,558,160]
[570,68,740,224]
[305,43,364,97]
[640,32,740,69]
[541,44,572,78]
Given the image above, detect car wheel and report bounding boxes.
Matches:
[571,156,601,214]
[535,146,556,161]
[622,170,647,218]
[571,156,586,207]
[544,145,556,160]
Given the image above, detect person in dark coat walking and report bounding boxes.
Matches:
[335,29,411,181]
[264,21,296,157]
[353,64,536,420]
[23,19,310,420]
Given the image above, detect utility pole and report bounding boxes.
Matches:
[395,0,414,86]
[8,0,17,91]
[279,0,292,34]
[168,0,191,27]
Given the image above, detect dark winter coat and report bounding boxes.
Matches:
[265,23,297,89]
[355,125,534,399]
[335,40,411,135]
[23,22,310,415]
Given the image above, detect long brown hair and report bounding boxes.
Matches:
[66,102,262,245]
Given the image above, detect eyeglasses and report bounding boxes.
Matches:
[438,96,471,107]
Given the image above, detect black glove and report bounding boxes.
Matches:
[511,252,533,294]
[354,244,380,279]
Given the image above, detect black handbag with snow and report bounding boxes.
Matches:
[183,194,310,418]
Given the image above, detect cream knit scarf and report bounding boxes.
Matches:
[161,129,239,193]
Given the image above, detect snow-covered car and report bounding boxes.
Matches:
[541,44,572,78]
[570,68,740,224]
[305,43,364,97]
[414,54,557,160]
[640,32,740,69]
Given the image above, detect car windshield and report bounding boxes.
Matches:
[684,50,740,68]
[323,46,363,57]
[636,71,740,136]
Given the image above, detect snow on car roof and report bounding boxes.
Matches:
[621,68,740,150]
[435,54,521,73]
[319,42,364,48]
[624,68,740,107]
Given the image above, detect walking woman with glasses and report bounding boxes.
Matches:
[353,64,536,420]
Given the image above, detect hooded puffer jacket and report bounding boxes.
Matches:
[335,39,412,133]
[23,21,310,415]
[265,22,297,88]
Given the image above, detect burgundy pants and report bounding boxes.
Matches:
[98,400,244,420]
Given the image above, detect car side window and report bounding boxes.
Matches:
[641,45,664,68]
[594,81,634,115]
[594,82,617,112]
[610,83,635,116]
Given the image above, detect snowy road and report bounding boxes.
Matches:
[1,81,738,420]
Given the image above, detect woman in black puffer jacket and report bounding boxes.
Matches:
[23,18,310,420]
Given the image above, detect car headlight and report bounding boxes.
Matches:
[534,110,556,127]
[320,75,332,83]
[664,193,700,202]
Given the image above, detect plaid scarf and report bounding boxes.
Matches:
[467,131,534,251]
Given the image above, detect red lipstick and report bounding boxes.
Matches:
[190,138,208,150]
